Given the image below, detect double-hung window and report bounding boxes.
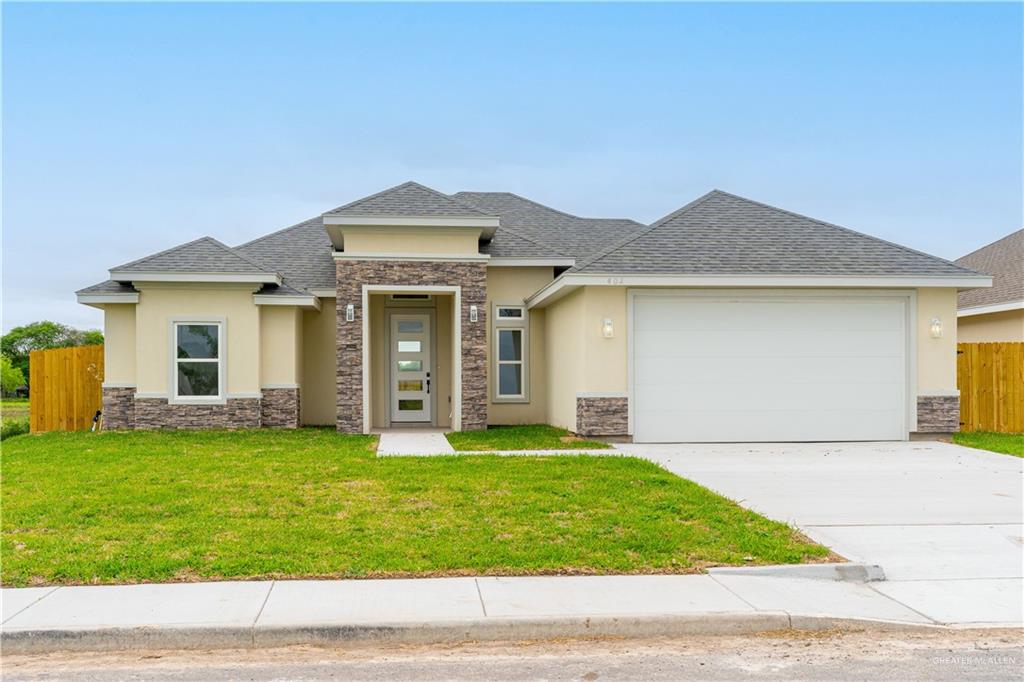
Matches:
[494,305,527,401]
[174,322,223,401]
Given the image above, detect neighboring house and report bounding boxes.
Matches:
[954,229,1024,343]
[77,182,991,442]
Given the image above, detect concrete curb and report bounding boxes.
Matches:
[1,612,947,655]
[708,563,886,582]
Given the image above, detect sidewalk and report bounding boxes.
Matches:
[6,568,1009,655]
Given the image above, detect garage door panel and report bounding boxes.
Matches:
[632,294,908,443]
[635,355,905,387]
[636,408,906,443]
[635,329,904,359]
[634,381,906,413]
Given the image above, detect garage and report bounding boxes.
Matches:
[630,291,910,443]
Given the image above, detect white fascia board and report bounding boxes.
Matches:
[488,258,576,267]
[310,288,337,298]
[323,214,500,229]
[109,271,282,285]
[76,293,139,307]
[253,294,321,311]
[333,252,490,263]
[957,300,1024,317]
[526,273,995,309]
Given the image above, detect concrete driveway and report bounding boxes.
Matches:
[616,440,1024,626]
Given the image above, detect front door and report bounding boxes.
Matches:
[390,313,432,423]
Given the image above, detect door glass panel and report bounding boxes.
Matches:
[397,360,422,372]
[398,340,421,352]
[398,380,423,391]
[397,320,423,333]
[398,399,424,411]
[498,329,522,361]
[498,364,522,396]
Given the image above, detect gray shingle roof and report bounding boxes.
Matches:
[455,192,644,259]
[575,190,983,278]
[110,236,277,276]
[324,181,491,218]
[235,217,334,292]
[954,229,1023,309]
[76,280,139,295]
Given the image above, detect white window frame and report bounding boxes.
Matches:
[493,304,528,403]
[169,318,226,404]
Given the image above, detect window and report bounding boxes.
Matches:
[494,305,528,401]
[174,322,222,400]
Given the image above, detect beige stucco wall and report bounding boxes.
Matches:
[957,309,1024,343]
[543,288,585,431]
[301,298,336,425]
[103,304,137,385]
[342,226,482,255]
[916,288,958,393]
[260,306,303,386]
[134,283,261,396]
[486,267,555,424]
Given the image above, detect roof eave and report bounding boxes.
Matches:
[957,300,1024,317]
[108,271,282,285]
[526,273,994,309]
[76,292,140,308]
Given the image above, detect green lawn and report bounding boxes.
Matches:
[1,398,30,440]
[446,424,611,451]
[953,431,1024,458]
[1,429,828,586]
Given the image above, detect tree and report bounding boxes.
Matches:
[1,354,26,395]
[0,321,104,387]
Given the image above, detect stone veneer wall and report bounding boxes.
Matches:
[335,260,488,434]
[261,388,301,428]
[102,387,136,430]
[134,398,261,430]
[916,394,960,433]
[576,396,629,437]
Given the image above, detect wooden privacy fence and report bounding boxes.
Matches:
[29,345,104,433]
[957,342,1024,433]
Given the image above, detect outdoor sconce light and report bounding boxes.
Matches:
[345,304,355,322]
[602,318,614,338]
[470,305,478,323]
[930,317,943,339]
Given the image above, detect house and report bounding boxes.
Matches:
[77,182,991,442]
[954,229,1023,343]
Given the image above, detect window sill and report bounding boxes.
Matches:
[493,396,530,404]
[169,397,227,406]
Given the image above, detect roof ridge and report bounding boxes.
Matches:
[707,189,984,277]
[494,224,575,259]
[573,190,723,272]
[235,216,321,250]
[110,235,220,272]
[205,236,282,275]
[954,227,1024,263]
[327,181,490,217]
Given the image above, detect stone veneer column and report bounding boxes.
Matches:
[916,394,960,433]
[335,260,488,434]
[261,388,301,428]
[133,399,261,429]
[102,387,136,430]
[576,395,629,437]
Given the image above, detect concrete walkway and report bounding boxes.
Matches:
[376,429,454,455]
[619,440,1024,627]
[2,570,957,654]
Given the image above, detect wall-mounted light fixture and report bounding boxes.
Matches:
[602,318,614,339]
[345,304,355,322]
[929,317,943,339]
[470,305,478,323]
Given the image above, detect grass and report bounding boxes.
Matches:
[953,431,1024,458]
[446,424,611,451]
[1,398,30,440]
[1,429,828,586]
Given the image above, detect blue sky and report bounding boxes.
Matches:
[3,2,1021,331]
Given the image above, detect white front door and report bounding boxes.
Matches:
[390,313,432,423]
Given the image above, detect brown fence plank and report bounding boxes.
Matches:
[28,345,104,433]
[957,342,1024,433]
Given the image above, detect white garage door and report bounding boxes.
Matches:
[632,292,908,443]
